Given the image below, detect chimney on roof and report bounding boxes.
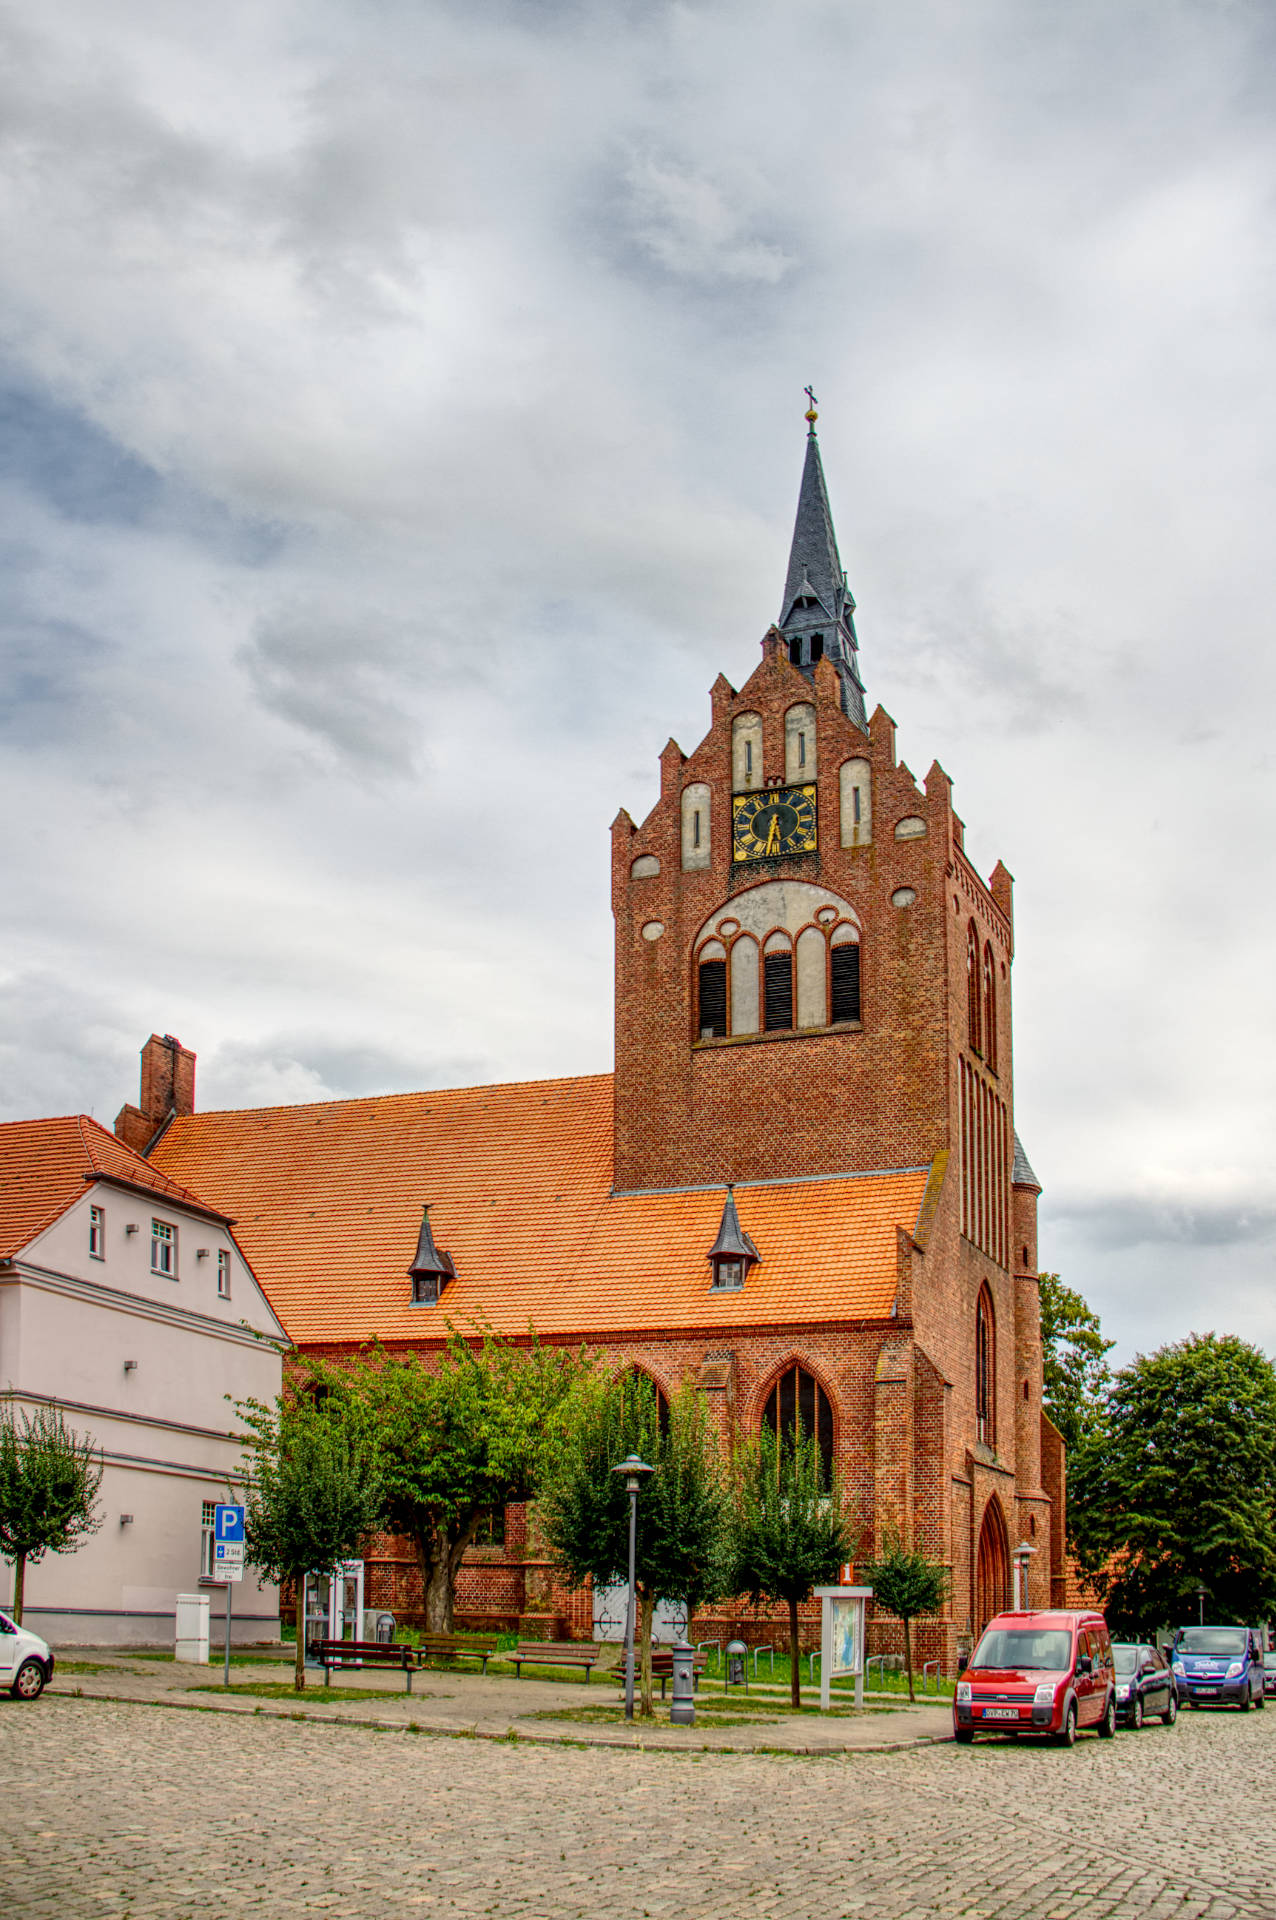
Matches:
[114,1033,197,1155]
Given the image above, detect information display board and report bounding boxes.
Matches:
[814,1585,872,1711]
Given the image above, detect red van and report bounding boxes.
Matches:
[954,1609,1117,1747]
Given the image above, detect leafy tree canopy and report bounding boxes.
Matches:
[306,1330,588,1632]
[1069,1332,1276,1634]
[1038,1272,1114,1453]
[0,1404,103,1623]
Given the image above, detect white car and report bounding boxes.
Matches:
[0,1610,55,1699]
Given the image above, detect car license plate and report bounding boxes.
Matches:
[1195,1687,1218,1696]
[983,1707,1019,1719]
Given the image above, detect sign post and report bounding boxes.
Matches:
[815,1585,872,1711]
[213,1505,245,1689]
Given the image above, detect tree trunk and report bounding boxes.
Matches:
[903,1614,914,1703]
[422,1547,453,1633]
[638,1588,655,1719]
[12,1553,26,1626]
[789,1595,801,1709]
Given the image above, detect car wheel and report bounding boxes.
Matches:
[1098,1693,1117,1738]
[953,1727,974,1744]
[1240,1687,1252,1712]
[11,1659,45,1701]
[1256,1687,1265,1711]
[1130,1694,1144,1730]
[1161,1691,1178,1727]
[1053,1701,1077,1748]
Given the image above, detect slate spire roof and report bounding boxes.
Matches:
[408,1204,456,1289]
[777,405,868,729]
[707,1184,760,1271]
[1011,1132,1042,1193]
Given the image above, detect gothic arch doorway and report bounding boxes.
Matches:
[975,1498,1010,1634]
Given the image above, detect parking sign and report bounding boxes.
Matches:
[214,1504,245,1543]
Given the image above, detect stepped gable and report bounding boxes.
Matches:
[149,1071,930,1345]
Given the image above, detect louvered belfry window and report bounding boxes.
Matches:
[763,951,793,1030]
[830,942,861,1023]
[697,958,727,1038]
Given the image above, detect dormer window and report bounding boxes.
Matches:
[707,1186,760,1290]
[408,1206,456,1306]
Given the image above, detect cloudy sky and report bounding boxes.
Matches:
[3,0,1274,1363]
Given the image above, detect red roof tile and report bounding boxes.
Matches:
[0,1115,226,1259]
[150,1074,931,1346]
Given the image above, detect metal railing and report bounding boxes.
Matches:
[696,1638,722,1673]
[751,1644,774,1679]
[922,1661,940,1694]
[808,1649,821,1684]
[866,1655,888,1690]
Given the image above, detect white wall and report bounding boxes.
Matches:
[0,1186,286,1646]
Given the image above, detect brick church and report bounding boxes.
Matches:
[127,404,1063,1667]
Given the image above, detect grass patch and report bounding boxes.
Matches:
[51,1659,117,1675]
[188,1681,420,1703]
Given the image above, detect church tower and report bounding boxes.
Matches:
[612,401,1013,1207]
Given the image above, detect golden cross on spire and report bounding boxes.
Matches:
[803,385,819,427]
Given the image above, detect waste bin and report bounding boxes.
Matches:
[726,1639,748,1691]
[376,1613,396,1644]
[670,1639,695,1725]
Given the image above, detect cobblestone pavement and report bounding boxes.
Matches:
[3,1693,1273,1919]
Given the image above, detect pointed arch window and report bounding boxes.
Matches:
[763,933,793,1031]
[982,943,997,1073]
[975,1285,996,1447]
[966,921,982,1054]
[762,1362,834,1489]
[620,1367,670,1439]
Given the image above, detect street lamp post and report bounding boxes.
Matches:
[1196,1581,1208,1626]
[611,1452,654,1721]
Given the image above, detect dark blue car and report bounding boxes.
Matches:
[1172,1626,1266,1710]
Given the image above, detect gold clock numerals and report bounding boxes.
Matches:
[732,784,818,862]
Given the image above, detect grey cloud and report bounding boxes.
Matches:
[1052,1196,1276,1255]
[201,1035,491,1110]
[0,972,139,1125]
[237,608,432,776]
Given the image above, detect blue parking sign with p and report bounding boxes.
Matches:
[214,1504,245,1543]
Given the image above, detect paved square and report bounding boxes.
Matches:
[3,1692,1272,1917]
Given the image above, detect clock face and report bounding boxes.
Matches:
[732,784,818,862]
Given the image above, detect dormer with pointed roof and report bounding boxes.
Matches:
[777,401,867,729]
[707,1185,760,1290]
[408,1205,457,1305]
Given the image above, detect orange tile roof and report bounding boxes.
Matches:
[0,1114,226,1259]
[150,1073,931,1346]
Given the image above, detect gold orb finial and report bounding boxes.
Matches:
[803,383,819,426]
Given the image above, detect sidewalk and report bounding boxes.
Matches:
[49,1648,954,1754]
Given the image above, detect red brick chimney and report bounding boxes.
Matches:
[114,1033,196,1154]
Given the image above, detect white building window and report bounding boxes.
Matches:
[151,1218,176,1277]
[200,1500,216,1578]
[89,1205,105,1260]
[217,1250,231,1298]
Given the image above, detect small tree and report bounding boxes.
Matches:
[0,1404,103,1623]
[307,1332,586,1633]
[729,1430,853,1708]
[238,1396,384,1692]
[860,1533,948,1702]
[539,1374,730,1716]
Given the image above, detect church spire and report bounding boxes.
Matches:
[777,391,867,729]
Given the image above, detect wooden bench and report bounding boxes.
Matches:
[314,1638,423,1693]
[644,1646,709,1699]
[509,1640,605,1683]
[415,1634,501,1675]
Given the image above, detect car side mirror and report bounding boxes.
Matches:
[1076,1655,1092,1676]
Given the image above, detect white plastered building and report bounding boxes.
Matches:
[0,1115,287,1644]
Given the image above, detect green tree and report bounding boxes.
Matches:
[310,1331,586,1634]
[1038,1272,1114,1453]
[729,1429,854,1708]
[860,1533,948,1702]
[238,1396,384,1692]
[539,1373,730,1717]
[0,1404,103,1623]
[1069,1333,1276,1634]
